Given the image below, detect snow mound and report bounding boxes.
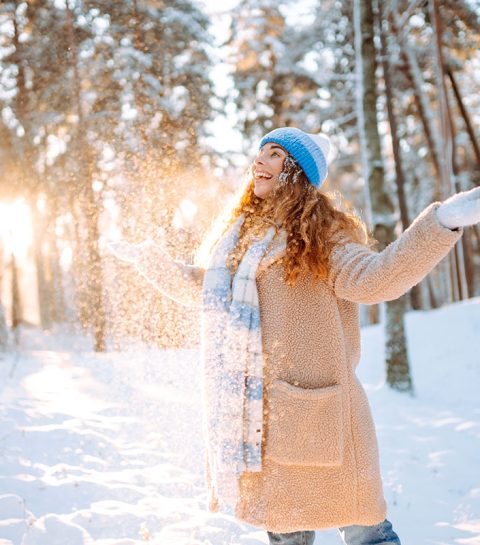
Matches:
[92,541,139,545]
[20,514,93,545]
[0,495,35,545]
[0,494,33,521]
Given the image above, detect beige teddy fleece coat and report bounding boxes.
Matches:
[135,201,463,533]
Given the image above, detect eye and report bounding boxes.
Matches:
[271,151,279,157]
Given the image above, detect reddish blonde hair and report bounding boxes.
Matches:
[197,161,376,286]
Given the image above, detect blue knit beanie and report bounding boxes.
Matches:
[259,127,331,188]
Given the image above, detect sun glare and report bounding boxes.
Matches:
[0,198,34,259]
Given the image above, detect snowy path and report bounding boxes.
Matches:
[0,337,270,545]
[1,298,480,544]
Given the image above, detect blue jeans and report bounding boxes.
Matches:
[267,518,401,544]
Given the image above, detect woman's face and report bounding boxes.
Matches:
[252,142,288,199]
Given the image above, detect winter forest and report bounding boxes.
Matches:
[1,0,480,544]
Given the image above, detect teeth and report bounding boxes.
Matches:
[256,172,272,179]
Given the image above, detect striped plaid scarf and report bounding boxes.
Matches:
[201,213,286,515]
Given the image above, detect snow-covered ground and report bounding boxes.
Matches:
[1,298,479,545]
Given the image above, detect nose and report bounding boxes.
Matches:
[254,150,266,167]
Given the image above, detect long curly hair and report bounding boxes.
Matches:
[196,155,376,286]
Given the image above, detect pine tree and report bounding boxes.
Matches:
[228,0,322,147]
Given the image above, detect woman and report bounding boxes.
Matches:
[109,127,480,545]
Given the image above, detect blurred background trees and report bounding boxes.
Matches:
[0,0,219,351]
[0,0,479,390]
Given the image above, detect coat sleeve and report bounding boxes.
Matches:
[327,202,464,305]
[134,243,204,308]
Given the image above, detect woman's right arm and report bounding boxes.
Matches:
[108,240,204,308]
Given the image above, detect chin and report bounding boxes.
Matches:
[253,189,267,199]
[253,184,273,199]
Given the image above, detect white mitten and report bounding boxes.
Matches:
[436,186,480,229]
[106,239,165,263]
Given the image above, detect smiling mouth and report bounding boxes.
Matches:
[254,171,273,181]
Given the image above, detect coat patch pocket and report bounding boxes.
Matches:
[264,379,344,467]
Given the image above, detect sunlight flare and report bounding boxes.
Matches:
[0,197,33,259]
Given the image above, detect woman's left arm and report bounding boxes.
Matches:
[107,239,204,308]
[328,187,480,305]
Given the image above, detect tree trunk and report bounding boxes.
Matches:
[0,245,9,351]
[426,276,439,309]
[0,302,9,351]
[66,4,106,351]
[131,0,148,150]
[460,231,476,298]
[429,0,468,301]
[354,0,413,392]
[390,10,442,193]
[446,67,478,297]
[11,253,22,346]
[447,68,480,168]
[390,6,454,307]
[49,217,66,323]
[43,193,66,324]
[473,224,480,251]
[378,2,422,310]
[30,197,53,329]
[472,224,480,252]
[12,1,50,327]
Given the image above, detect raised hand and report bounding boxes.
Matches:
[436,186,480,230]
